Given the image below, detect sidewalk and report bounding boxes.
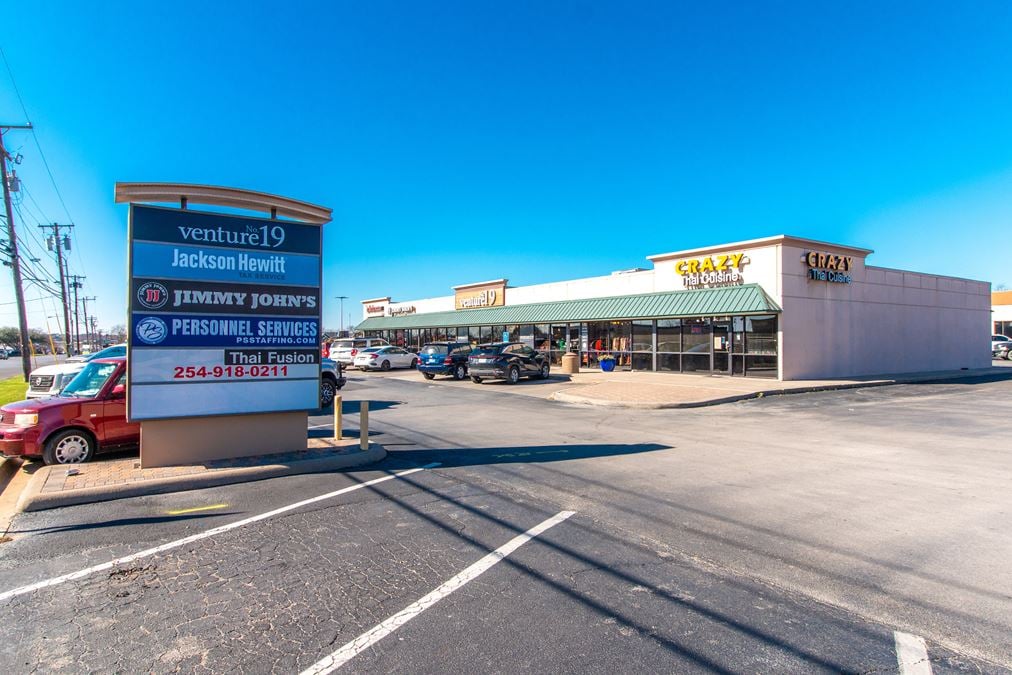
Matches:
[547,365,1009,408]
[15,438,385,513]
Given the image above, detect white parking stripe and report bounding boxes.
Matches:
[300,510,576,675]
[0,464,439,603]
[895,631,933,675]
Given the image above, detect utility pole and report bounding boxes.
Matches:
[68,274,85,354]
[81,296,95,350]
[335,296,348,336]
[39,222,74,357]
[0,123,34,380]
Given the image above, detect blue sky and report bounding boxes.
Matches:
[2,1,1011,332]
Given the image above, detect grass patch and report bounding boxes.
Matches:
[0,375,27,407]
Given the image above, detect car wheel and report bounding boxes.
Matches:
[410,358,418,368]
[471,376,483,384]
[422,372,435,380]
[381,360,391,371]
[453,364,466,380]
[320,375,337,408]
[539,363,550,379]
[43,429,96,465]
[506,366,520,384]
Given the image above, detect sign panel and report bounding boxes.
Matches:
[676,253,748,289]
[128,205,322,421]
[455,280,506,310]
[803,251,853,284]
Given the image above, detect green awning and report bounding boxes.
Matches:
[356,284,780,330]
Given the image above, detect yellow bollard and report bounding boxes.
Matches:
[333,395,342,440]
[359,401,369,451]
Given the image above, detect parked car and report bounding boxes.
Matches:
[993,342,1012,360]
[992,335,1011,354]
[26,361,88,399]
[67,342,127,363]
[467,342,550,384]
[353,346,419,371]
[320,357,347,407]
[331,338,390,368]
[0,349,7,360]
[0,357,138,464]
[25,343,129,399]
[417,341,473,380]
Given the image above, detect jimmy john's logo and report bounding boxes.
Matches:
[676,253,747,289]
[137,281,169,310]
[804,251,853,284]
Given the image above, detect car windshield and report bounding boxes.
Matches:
[359,347,382,354]
[473,344,505,356]
[422,344,448,355]
[85,344,126,362]
[60,362,119,398]
[334,340,357,349]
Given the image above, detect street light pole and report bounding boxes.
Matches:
[335,296,348,336]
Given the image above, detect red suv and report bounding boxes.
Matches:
[0,357,139,464]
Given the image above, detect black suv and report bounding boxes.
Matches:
[467,342,550,384]
[417,342,473,380]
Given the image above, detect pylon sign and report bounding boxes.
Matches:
[127,204,321,421]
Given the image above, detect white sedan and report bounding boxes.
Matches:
[353,346,419,371]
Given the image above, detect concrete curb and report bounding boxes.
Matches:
[548,368,1009,409]
[16,444,387,513]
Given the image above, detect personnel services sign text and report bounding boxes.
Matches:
[128,205,322,421]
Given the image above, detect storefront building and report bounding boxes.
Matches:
[993,290,1012,337]
[356,236,991,380]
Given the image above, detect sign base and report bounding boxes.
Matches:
[140,411,308,468]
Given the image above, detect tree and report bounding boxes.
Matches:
[0,326,19,347]
[107,325,127,342]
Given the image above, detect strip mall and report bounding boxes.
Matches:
[356,235,991,380]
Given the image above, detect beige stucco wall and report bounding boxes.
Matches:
[779,243,991,379]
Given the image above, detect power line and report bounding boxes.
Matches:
[0,46,74,224]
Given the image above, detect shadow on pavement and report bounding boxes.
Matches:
[379,442,670,469]
[350,467,863,672]
[10,511,239,535]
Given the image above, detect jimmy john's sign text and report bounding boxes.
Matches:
[132,278,318,315]
[128,205,322,421]
[676,253,748,289]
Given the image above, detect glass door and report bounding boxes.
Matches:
[712,317,731,374]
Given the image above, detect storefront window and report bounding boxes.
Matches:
[745,315,778,377]
[479,326,494,344]
[549,324,569,365]
[586,321,631,370]
[518,324,535,348]
[681,318,711,372]
[534,324,551,353]
[631,320,653,371]
[468,326,481,346]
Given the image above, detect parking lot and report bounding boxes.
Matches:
[0,370,1010,672]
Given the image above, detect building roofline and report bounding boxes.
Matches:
[360,297,391,304]
[452,278,508,291]
[647,235,874,262]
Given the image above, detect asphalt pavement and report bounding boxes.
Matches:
[0,354,60,382]
[0,368,1010,673]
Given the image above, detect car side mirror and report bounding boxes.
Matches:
[110,383,126,399]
